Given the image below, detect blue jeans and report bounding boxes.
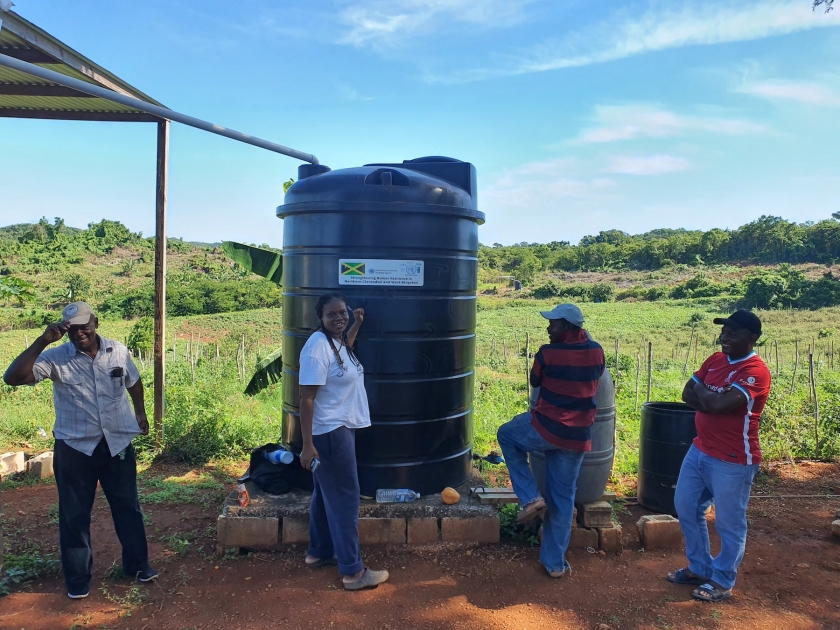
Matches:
[674,445,758,590]
[308,427,364,576]
[497,412,585,573]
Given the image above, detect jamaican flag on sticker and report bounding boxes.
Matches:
[341,262,365,276]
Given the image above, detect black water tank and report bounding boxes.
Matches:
[277,157,484,496]
[638,402,698,515]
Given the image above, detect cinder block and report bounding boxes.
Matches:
[441,516,500,544]
[637,514,683,550]
[598,524,623,554]
[600,491,617,502]
[569,525,598,549]
[25,451,54,479]
[217,515,279,548]
[0,452,25,476]
[580,501,613,528]
[407,517,439,544]
[281,515,310,544]
[358,518,406,544]
[831,519,840,538]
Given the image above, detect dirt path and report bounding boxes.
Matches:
[1,462,838,630]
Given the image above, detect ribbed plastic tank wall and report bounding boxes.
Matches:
[277,157,485,496]
[528,370,617,504]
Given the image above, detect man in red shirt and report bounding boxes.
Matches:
[667,310,771,602]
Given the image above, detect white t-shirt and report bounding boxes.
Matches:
[298,331,371,435]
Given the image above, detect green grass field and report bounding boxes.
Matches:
[2,301,838,488]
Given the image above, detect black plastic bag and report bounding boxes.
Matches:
[239,443,314,495]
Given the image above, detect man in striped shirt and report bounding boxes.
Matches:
[497,303,605,579]
[4,302,157,599]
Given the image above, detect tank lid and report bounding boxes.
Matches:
[279,157,483,224]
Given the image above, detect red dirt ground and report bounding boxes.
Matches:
[1,461,838,630]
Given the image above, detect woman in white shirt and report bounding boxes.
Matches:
[298,293,389,590]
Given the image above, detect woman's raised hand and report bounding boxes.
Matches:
[352,308,364,324]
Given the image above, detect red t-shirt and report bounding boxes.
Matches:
[692,352,772,465]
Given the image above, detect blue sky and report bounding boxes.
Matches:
[1,0,839,247]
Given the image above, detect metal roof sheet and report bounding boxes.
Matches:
[0,10,166,122]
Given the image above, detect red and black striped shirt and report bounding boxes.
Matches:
[530,329,605,452]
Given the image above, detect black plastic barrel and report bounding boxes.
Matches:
[529,370,616,504]
[638,402,698,516]
[277,157,484,496]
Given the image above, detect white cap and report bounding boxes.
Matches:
[539,303,584,327]
[62,301,96,325]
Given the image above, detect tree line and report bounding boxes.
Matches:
[479,215,840,282]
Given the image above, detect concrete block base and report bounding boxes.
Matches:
[25,451,54,479]
[569,525,598,549]
[0,452,25,476]
[217,515,279,549]
[216,473,500,554]
[637,514,683,550]
[579,501,613,528]
[598,524,623,554]
[832,519,840,538]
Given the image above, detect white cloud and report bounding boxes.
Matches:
[574,105,766,144]
[337,0,533,49]
[607,155,691,175]
[429,1,840,83]
[335,82,376,102]
[738,81,840,106]
[483,158,617,209]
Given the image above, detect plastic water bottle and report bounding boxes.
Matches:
[375,489,420,503]
[264,448,294,465]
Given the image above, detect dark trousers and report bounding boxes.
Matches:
[54,439,150,592]
[307,427,363,576]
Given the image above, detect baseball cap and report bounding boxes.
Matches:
[713,310,762,337]
[62,301,96,326]
[539,303,585,327]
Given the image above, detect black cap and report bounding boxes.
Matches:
[713,310,762,337]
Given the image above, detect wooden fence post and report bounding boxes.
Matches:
[790,340,800,395]
[634,353,641,412]
[646,341,653,403]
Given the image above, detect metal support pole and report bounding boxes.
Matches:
[153,120,169,447]
[0,52,320,164]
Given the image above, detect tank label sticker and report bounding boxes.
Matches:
[339,259,424,286]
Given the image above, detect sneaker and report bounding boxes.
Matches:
[546,562,572,579]
[68,588,90,599]
[134,567,159,582]
[343,568,389,591]
[516,497,547,524]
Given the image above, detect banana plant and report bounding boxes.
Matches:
[222,241,283,396]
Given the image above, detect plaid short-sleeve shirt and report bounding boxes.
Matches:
[32,335,142,456]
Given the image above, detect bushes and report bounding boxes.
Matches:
[531,281,615,302]
[100,279,282,319]
[126,317,154,355]
[741,267,840,310]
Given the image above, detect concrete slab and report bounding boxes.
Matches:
[217,515,279,548]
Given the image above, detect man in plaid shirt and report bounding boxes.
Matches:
[4,302,157,599]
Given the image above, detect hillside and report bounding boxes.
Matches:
[0,218,282,331]
[4,214,840,331]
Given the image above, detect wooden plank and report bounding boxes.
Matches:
[0,108,161,122]
[0,83,97,97]
[477,494,520,505]
[153,119,169,447]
